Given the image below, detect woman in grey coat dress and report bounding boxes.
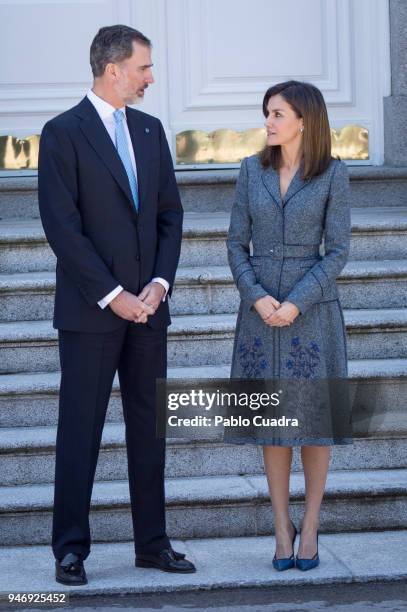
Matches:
[227,81,351,571]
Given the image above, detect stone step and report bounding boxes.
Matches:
[1,420,407,487]
[1,259,406,322]
[0,309,406,374]
[178,166,407,212]
[0,364,230,427]
[1,358,405,429]
[0,468,406,545]
[1,208,406,274]
[1,530,406,596]
[0,175,38,220]
[0,314,232,373]
[1,166,407,219]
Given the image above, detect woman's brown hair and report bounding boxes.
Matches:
[259,80,334,179]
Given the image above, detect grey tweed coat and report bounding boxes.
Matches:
[227,154,351,379]
[226,155,352,444]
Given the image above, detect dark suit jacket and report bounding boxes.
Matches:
[38,96,183,332]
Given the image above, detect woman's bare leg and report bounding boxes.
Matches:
[263,446,295,558]
[297,445,330,558]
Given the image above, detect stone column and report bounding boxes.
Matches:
[384,0,407,165]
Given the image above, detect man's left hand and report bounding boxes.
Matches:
[135,282,166,323]
[265,301,300,327]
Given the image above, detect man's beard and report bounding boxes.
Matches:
[124,88,146,106]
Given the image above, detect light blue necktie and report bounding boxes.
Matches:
[113,109,139,211]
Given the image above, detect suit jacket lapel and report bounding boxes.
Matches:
[283,162,311,206]
[261,166,282,212]
[75,97,136,213]
[261,160,311,211]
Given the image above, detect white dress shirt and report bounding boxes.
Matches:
[86,89,169,309]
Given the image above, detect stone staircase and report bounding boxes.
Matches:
[0,166,406,559]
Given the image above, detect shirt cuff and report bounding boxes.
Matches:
[151,277,169,302]
[98,285,124,309]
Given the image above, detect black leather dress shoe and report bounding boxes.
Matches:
[135,548,196,573]
[55,553,87,585]
[170,547,186,560]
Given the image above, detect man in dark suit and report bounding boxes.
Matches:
[38,25,195,585]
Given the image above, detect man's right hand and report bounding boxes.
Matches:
[109,290,155,322]
[254,295,281,322]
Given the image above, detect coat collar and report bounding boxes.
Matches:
[261,160,311,211]
[74,97,151,216]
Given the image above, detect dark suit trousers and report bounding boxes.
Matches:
[52,322,170,561]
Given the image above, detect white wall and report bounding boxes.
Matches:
[0,0,391,165]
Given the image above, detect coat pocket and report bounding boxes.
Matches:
[309,268,339,303]
[293,259,339,304]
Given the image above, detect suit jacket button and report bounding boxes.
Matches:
[135,255,140,261]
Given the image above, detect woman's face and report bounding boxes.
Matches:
[265,94,304,147]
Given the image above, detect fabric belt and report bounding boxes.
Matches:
[252,244,321,259]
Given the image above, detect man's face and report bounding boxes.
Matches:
[114,41,154,105]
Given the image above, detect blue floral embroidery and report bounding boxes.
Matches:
[239,337,268,378]
[286,336,320,378]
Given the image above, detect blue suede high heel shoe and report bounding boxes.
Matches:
[295,530,319,571]
[272,520,297,571]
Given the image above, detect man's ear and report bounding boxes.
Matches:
[105,63,117,80]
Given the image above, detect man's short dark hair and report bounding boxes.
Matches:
[90,25,151,78]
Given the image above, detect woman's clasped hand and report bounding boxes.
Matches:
[254,295,300,327]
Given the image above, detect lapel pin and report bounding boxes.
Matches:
[145,127,150,134]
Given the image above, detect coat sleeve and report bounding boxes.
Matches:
[151,120,183,297]
[227,157,269,308]
[285,160,351,315]
[38,120,119,306]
